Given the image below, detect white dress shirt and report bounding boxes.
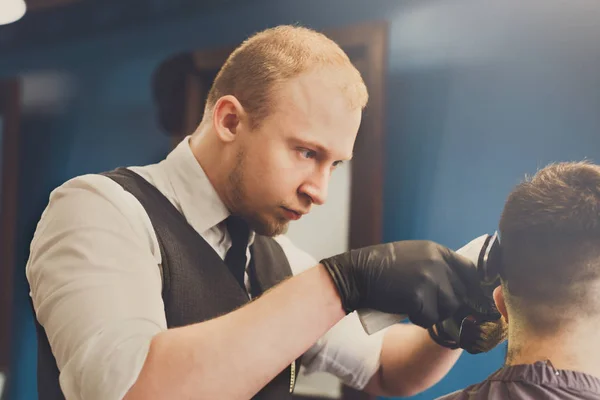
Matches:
[26,136,385,400]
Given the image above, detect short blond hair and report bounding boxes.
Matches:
[204,25,368,128]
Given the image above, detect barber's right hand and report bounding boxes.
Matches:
[320,241,479,328]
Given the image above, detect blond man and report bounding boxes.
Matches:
[28,26,481,400]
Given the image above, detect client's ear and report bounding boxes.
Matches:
[493,285,508,323]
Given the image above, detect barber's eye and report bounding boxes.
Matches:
[299,149,317,159]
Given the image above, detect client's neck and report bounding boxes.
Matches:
[506,319,600,379]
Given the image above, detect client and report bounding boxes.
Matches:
[439,161,600,399]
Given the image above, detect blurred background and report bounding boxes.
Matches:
[3,0,600,399]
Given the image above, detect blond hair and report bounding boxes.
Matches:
[204,25,368,128]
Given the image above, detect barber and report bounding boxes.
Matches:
[27,25,479,400]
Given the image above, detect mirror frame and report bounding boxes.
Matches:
[0,78,22,380]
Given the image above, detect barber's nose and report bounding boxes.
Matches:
[301,171,330,206]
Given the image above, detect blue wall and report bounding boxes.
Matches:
[3,0,600,398]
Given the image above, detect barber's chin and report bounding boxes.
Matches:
[275,222,289,236]
[251,216,289,237]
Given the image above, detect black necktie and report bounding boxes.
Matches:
[224,216,250,291]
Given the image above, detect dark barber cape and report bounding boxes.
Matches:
[437,361,600,399]
[33,167,300,400]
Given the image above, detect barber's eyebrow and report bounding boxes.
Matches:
[295,139,354,161]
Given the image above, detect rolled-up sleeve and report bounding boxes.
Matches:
[26,174,166,400]
[273,235,385,390]
[300,311,386,390]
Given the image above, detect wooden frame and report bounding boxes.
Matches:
[0,79,21,376]
[331,21,388,250]
[169,20,388,400]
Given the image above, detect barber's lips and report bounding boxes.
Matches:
[282,207,303,220]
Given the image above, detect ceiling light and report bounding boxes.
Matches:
[0,0,26,26]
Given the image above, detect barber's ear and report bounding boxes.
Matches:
[493,285,508,323]
[212,95,248,142]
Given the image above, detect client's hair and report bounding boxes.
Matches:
[499,161,600,335]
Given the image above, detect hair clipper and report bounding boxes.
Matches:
[356,233,504,353]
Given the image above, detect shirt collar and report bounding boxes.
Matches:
[162,136,255,244]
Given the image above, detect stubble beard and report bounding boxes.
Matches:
[228,150,289,237]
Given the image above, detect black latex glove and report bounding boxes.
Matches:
[429,282,505,354]
[429,312,507,354]
[320,241,479,328]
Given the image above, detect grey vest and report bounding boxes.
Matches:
[33,168,300,399]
